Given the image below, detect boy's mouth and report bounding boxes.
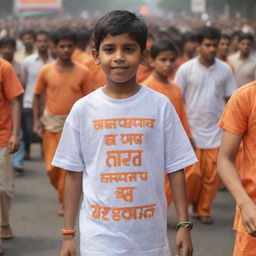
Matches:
[111,66,129,70]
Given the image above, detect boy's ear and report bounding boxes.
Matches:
[148,57,155,68]
[92,49,101,65]
[140,49,149,65]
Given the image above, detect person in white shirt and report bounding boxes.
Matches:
[21,30,54,160]
[53,10,197,256]
[175,26,236,225]
[229,33,256,88]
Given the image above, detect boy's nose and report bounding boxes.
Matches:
[114,50,125,61]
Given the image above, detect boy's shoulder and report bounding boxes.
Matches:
[233,81,256,100]
[39,61,56,74]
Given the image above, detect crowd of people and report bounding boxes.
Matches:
[0,10,256,256]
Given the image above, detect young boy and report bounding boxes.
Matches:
[218,81,256,255]
[143,40,193,206]
[53,10,197,256]
[33,27,92,215]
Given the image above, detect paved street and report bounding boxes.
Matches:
[5,143,236,256]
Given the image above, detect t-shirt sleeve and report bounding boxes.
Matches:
[219,89,249,136]
[164,101,197,173]
[174,66,187,95]
[34,67,47,95]
[224,66,237,97]
[52,105,85,172]
[2,62,24,100]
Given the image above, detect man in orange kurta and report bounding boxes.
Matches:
[33,27,93,215]
[143,40,193,206]
[218,81,256,256]
[0,59,24,244]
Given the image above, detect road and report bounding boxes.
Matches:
[5,143,236,256]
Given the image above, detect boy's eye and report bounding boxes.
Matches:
[103,47,114,53]
[124,47,135,53]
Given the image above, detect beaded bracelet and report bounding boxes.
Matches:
[176,221,193,231]
[61,229,77,236]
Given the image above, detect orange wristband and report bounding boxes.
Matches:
[61,229,77,235]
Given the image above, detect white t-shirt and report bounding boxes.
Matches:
[53,86,197,256]
[174,57,236,149]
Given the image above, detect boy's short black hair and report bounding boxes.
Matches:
[231,31,242,39]
[150,40,178,59]
[220,33,231,41]
[239,32,254,42]
[197,26,221,44]
[0,37,16,48]
[51,27,77,45]
[19,30,35,40]
[94,10,148,52]
[182,32,198,43]
[36,30,49,39]
[76,26,91,45]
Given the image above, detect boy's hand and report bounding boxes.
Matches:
[33,120,44,137]
[240,200,256,237]
[175,228,193,256]
[60,238,76,256]
[8,134,19,154]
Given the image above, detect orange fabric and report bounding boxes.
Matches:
[72,48,91,65]
[137,64,152,83]
[82,56,106,89]
[233,231,256,256]
[43,131,66,203]
[143,75,192,138]
[219,82,256,233]
[186,148,220,216]
[34,61,93,115]
[0,59,24,147]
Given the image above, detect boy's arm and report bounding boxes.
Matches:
[168,170,193,256]
[217,130,256,237]
[60,171,83,256]
[8,97,21,153]
[32,94,44,137]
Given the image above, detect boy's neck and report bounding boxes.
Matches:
[56,59,74,71]
[152,71,169,85]
[103,76,141,99]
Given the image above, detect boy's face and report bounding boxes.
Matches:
[218,38,231,57]
[150,50,176,78]
[55,39,75,61]
[21,34,35,49]
[0,44,16,62]
[184,41,198,58]
[239,39,252,56]
[35,34,49,54]
[199,38,219,63]
[93,33,145,84]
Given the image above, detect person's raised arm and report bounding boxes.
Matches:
[169,170,193,256]
[217,130,256,236]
